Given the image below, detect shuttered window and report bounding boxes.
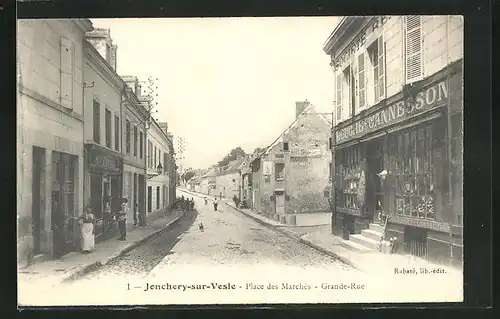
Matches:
[125,120,131,154]
[92,99,100,144]
[105,109,112,148]
[139,131,144,159]
[405,16,423,83]
[335,73,342,123]
[154,146,157,168]
[377,36,385,99]
[114,115,120,151]
[133,126,138,157]
[357,53,366,109]
[60,37,74,109]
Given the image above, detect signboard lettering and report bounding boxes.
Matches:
[335,81,448,144]
[389,215,450,233]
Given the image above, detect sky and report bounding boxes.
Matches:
[92,17,340,170]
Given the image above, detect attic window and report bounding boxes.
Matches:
[283,142,289,151]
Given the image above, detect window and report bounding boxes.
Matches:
[339,146,362,210]
[389,124,436,219]
[368,36,386,102]
[139,131,144,159]
[114,115,120,151]
[60,37,74,109]
[154,146,157,168]
[357,53,366,109]
[335,73,342,122]
[105,109,111,148]
[147,186,152,213]
[133,126,138,157]
[329,137,333,150]
[148,140,153,168]
[92,99,100,143]
[125,120,131,154]
[156,186,160,210]
[275,163,285,180]
[283,142,289,151]
[158,150,161,167]
[343,66,355,117]
[329,162,333,181]
[405,16,423,83]
[164,153,168,175]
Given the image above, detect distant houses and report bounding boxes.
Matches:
[195,100,333,227]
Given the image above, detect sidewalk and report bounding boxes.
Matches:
[18,209,185,285]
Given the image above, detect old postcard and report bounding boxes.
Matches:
[17,16,464,306]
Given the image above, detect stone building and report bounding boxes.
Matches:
[17,19,93,265]
[215,157,249,200]
[250,101,333,226]
[324,16,463,266]
[200,166,219,196]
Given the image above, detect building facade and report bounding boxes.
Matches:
[250,102,333,226]
[324,16,463,265]
[17,19,93,265]
[121,76,149,227]
[83,30,125,241]
[201,166,218,196]
[145,119,173,221]
[215,157,248,199]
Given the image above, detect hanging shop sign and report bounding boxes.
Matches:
[335,80,449,145]
[262,161,273,175]
[389,215,451,233]
[86,145,122,174]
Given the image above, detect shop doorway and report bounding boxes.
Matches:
[90,174,103,219]
[31,146,45,255]
[404,226,428,258]
[366,139,384,223]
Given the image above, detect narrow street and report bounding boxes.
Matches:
[70,190,350,284]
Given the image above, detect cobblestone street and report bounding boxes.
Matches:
[68,191,350,285]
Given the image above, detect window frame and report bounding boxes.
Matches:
[114,115,120,151]
[133,126,138,157]
[105,108,112,149]
[125,119,131,154]
[92,99,100,144]
[275,162,285,181]
[404,15,423,84]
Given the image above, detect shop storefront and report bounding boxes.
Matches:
[84,144,123,242]
[332,60,462,265]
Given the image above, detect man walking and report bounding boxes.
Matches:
[213,197,218,211]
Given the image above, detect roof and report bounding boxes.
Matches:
[219,157,249,175]
[202,167,220,178]
[262,103,331,156]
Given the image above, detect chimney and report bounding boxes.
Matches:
[296,99,310,118]
[136,83,142,97]
[85,28,117,71]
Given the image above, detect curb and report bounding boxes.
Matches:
[62,210,187,283]
[179,189,360,270]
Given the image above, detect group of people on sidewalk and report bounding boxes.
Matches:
[54,197,132,256]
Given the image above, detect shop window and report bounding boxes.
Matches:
[114,115,120,152]
[339,146,362,210]
[133,126,138,157]
[105,109,111,148]
[275,163,285,180]
[125,120,131,154]
[405,16,423,83]
[389,124,436,219]
[92,99,100,144]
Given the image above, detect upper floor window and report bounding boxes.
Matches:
[125,120,131,154]
[335,73,342,123]
[114,115,120,151]
[405,16,423,83]
[105,109,112,148]
[92,99,100,144]
[343,65,356,117]
[139,131,144,159]
[368,36,386,103]
[133,126,138,157]
[357,53,366,110]
[154,146,157,168]
[275,163,285,181]
[283,142,289,151]
[148,140,153,168]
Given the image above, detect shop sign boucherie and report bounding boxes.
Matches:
[335,80,449,144]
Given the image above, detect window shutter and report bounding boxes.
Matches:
[60,37,74,109]
[335,73,342,122]
[405,16,423,83]
[377,36,385,99]
[357,53,366,109]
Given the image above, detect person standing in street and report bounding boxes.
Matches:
[213,197,218,211]
[79,205,95,253]
[116,198,128,241]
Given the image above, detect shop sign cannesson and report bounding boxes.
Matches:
[335,80,449,144]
